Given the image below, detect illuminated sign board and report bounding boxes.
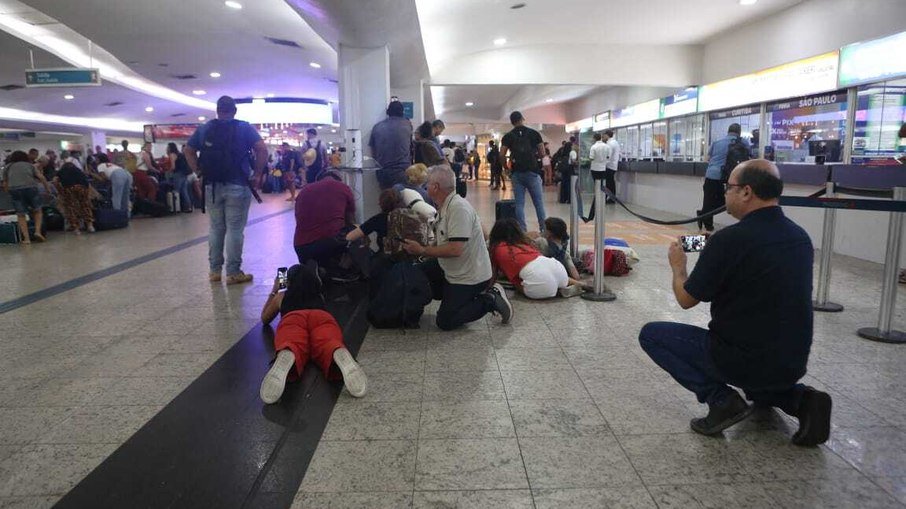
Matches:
[611,99,661,127]
[660,88,699,119]
[592,111,610,131]
[839,30,906,88]
[565,117,593,133]
[235,98,333,125]
[698,52,839,112]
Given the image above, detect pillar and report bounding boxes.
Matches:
[338,44,390,224]
[86,130,106,153]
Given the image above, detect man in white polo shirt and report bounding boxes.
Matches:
[603,129,621,203]
[403,165,513,330]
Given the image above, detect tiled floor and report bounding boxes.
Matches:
[2,180,906,508]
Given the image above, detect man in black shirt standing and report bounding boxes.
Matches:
[639,159,832,446]
[500,111,546,232]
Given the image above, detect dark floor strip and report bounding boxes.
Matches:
[0,208,292,315]
[53,282,370,509]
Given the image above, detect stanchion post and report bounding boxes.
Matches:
[582,179,616,302]
[814,181,844,312]
[858,186,906,344]
[569,174,579,258]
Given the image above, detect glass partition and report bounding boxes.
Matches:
[853,78,906,164]
[669,114,705,161]
[652,121,668,159]
[765,90,847,163]
[709,107,761,146]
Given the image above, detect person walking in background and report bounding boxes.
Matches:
[700,123,749,232]
[500,111,546,232]
[185,95,268,285]
[487,140,503,190]
[369,100,413,189]
[1,150,51,244]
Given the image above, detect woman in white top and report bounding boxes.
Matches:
[96,154,133,214]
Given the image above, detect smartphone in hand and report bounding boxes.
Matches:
[680,234,707,253]
[276,267,288,290]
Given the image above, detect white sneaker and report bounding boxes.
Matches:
[260,350,295,404]
[333,347,368,397]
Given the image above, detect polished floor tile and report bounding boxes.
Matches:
[415,438,528,490]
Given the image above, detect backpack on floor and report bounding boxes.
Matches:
[367,262,432,329]
[384,207,429,260]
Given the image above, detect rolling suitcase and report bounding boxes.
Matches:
[495,199,517,222]
[94,208,129,231]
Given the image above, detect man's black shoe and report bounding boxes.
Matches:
[792,387,832,447]
[690,392,753,436]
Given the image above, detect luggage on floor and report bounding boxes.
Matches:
[456,177,467,198]
[579,248,631,277]
[133,198,170,217]
[94,208,129,231]
[42,206,65,231]
[384,207,429,259]
[0,221,19,244]
[367,261,432,329]
[495,199,518,222]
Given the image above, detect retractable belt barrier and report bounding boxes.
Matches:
[568,178,906,344]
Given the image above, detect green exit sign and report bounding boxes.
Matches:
[25,68,101,87]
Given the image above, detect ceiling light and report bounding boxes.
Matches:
[739,0,757,4]
[465,102,474,107]
[145,106,154,112]
[198,116,206,121]
[309,62,321,69]
[63,94,74,100]
[331,129,336,133]
[317,125,322,129]
[192,89,206,95]
[224,1,242,9]
[209,72,221,78]
[545,98,553,103]
[266,93,275,98]
[493,38,507,46]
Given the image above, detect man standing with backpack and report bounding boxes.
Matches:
[500,111,546,231]
[301,128,328,185]
[185,96,268,285]
[699,123,750,232]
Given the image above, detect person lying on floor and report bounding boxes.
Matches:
[259,262,367,404]
[531,217,589,290]
[488,218,583,299]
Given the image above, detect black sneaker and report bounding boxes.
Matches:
[489,283,513,324]
[690,392,753,436]
[792,387,832,447]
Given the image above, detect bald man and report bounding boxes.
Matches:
[639,160,832,446]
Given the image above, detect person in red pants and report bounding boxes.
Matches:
[259,262,367,404]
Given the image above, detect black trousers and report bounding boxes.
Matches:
[490,166,503,188]
[420,259,493,331]
[604,169,616,201]
[558,168,573,203]
[700,178,725,231]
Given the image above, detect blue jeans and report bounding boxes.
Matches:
[109,169,133,217]
[171,172,192,211]
[511,171,546,232]
[207,184,251,276]
[639,322,805,413]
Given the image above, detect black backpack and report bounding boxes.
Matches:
[454,147,466,163]
[721,136,751,182]
[367,262,432,329]
[199,120,243,185]
[509,128,538,172]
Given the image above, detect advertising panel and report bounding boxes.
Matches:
[592,111,610,131]
[698,52,839,112]
[839,30,906,88]
[660,89,699,119]
[144,124,201,142]
[611,99,661,128]
[766,91,848,163]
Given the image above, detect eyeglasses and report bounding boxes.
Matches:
[723,183,745,193]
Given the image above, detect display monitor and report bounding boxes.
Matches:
[808,140,842,163]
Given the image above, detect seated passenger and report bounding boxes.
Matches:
[639,160,832,446]
[293,170,355,267]
[54,162,95,234]
[488,218,571,300]
[260,262,367,403]
[393,163,437,222]
[95,154,134,215]
[402,165,513,330]
[532,217,589,293]
[346,188,404,251]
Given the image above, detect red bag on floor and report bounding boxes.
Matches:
[580,249,631,276]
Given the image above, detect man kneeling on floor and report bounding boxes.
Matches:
[402,165,513,330]
[259,262,367,403]
[639,159,832,446]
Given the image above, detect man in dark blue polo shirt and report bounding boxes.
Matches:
[639,159,832,446]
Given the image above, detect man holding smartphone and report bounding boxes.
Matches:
[638,159,832,446]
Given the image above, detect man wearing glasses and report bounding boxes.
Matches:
[638,159,832,447]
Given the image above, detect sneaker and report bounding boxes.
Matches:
[209,272,222,282]
[690,391,753,436]
[792,387,832,446]
[558,285,584,298]
[333,347,367,397]
[87,225,96,233]
[260,350,295,404]
[225,272,253,285]
[489,283,513,324]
